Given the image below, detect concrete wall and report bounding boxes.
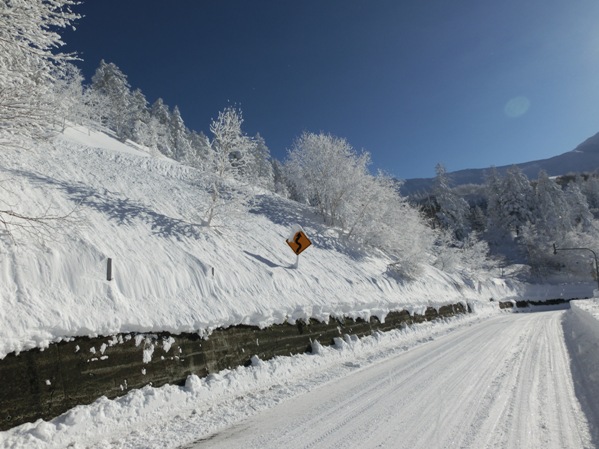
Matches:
[0,304,466,430]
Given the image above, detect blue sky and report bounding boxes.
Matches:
[63,0,599,179]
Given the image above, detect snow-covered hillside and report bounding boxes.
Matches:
[0,126,587,359]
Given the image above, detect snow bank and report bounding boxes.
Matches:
[0,127,527,358]
[566,298,599,435]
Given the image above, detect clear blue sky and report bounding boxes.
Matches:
[63,0,599,179]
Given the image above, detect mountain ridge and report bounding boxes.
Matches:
[401,131,599,195]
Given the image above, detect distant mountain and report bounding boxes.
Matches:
[401,131,599,196]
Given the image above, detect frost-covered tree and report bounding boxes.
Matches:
[0,0,80,142]
[149,98,173,157]
[90,60,133,140]
[127,88,151,146]
[285,131,434,276]
[565,182,594,230]
[433,230,497,274]
[533,170,572,238]
[52,63,87,132]
[347,171,434,276]
[0,0,81,240]
[485,166,534,241]
[469,205,487,233]
[285,132,369,226]
[209,106,255,180]
[170,106,193,164]
[202,107,256,226]
[245,133,274,190]
[432,163,470,240]
[519,171,573,276]
[581,175,599,217]
[271,159,289,197]
[188,130,212,170]
[80,84,111,132]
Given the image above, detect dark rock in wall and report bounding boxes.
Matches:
[0,302,468,430]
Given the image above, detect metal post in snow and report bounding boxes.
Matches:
[107,258,113,281]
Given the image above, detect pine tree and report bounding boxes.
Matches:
[90,60,133,140]
[271,159,289,197]
[565,182,594,230]
[170,106,193,163]
[128,88,151,146]
[188,131,212,169]
[432,163,470,240]
[581,175,599,216]
[149,98,173,157]
[247,133,275,190]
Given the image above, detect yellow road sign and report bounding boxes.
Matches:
[287,230,312,255]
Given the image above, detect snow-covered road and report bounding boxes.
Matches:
[188,311,593,449]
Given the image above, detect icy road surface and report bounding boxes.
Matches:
[189,311,593,449]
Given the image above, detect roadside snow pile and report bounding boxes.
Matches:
[0,125,525,359]
[511,283,596,302]
[566,298,599,434]
[0,312,488,449]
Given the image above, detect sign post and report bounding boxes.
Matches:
[286,226,312,268]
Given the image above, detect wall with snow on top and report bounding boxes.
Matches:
[0,127,524,359]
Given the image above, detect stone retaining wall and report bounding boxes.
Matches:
[0,303,466,430]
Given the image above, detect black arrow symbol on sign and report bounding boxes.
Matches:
[294,233,303,255]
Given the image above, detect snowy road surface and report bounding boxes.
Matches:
[188,311,593,449]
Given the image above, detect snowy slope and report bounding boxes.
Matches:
[0,125,559,358]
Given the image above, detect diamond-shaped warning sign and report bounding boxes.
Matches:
[286,230,312,256]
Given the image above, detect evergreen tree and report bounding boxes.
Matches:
[170,106,193,163]
[247,133,275,190]
[533,170,572,239]
[432,163,470,240]
[128,88,151,146]
[581,175,599,216]
[271,159,289,197]
[188,131,212,170]
[565,182,594,230]
[90,60,133,140]
[149,98,173,157]
[484,167,503,238]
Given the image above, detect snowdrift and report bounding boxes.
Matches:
[0,126,529,359]
[566,299,599,434]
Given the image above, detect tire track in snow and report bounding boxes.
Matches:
[197,312,592,449]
